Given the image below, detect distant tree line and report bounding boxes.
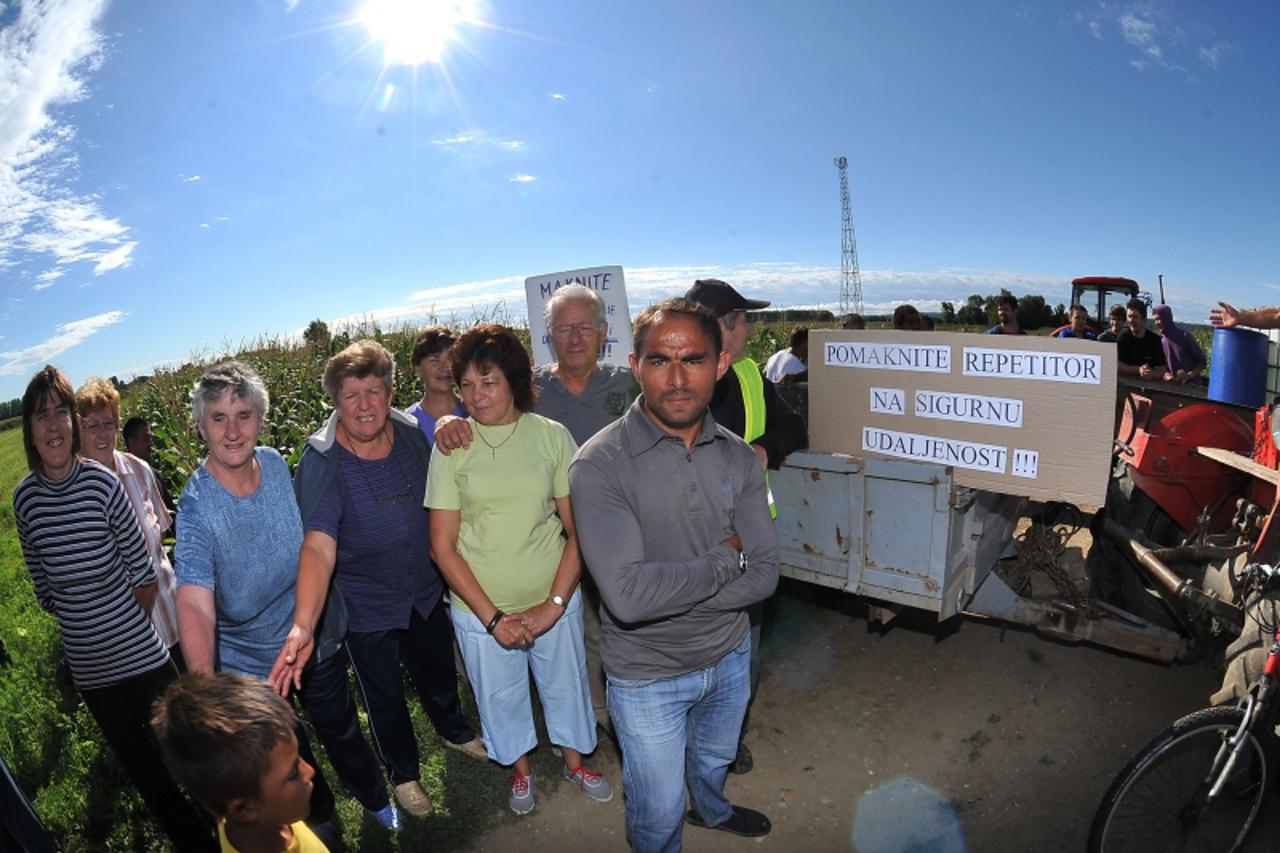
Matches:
[753,309,836,323]
[940,289,1067,330]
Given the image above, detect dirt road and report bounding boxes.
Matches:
[462,578,1275,852]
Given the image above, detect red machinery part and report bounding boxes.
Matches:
[1124,399,1255,534]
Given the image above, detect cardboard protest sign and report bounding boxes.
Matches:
[524,266,630,367]
[808,330,1116,506]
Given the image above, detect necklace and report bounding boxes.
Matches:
[475,418,519,458]
[348,436,416,506]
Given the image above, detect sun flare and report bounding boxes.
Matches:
[358,0,478,66]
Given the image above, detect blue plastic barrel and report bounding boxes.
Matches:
[1208,327,1269,408]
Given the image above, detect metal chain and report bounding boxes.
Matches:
[1011,518,1103,616]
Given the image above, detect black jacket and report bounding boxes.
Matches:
[710,364,808,469]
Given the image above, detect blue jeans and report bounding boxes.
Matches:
[607,633,751,853]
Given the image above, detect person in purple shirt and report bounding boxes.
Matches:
[405,327,467,448]
[271,340,485,823]
[1153,304,1205,383]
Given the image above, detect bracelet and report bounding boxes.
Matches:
[485,610,504,635]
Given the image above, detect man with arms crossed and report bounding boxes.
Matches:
[570,298,778,851]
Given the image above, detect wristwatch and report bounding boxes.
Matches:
[549,594,566,608]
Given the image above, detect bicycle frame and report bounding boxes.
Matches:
[1208,628,1280,803]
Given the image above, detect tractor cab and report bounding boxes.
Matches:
[1072,276,1151,330]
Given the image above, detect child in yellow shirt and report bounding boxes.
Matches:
[152,673,329,853]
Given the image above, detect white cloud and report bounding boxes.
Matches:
[199,222,210,229]
[550,92,565,100]
[509,173,536,183]
[36,268,63,282]
[92,241,134,274]
[32,281,54,291]
[337,263,1084,336]
[432,131,524,152]
[1081,3,1227,76]
[179,173,202,182]
[0,310,126,376]
[0,0,136,281]
[1119,13,1156,48]
[1199,41,1231,68]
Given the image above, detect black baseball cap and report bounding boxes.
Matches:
[684,279,771,318]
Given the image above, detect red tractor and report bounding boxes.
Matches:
[1095,371,1280,701]
[1054,276,1152,336]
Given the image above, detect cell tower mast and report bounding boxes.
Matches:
[834,156,863,316]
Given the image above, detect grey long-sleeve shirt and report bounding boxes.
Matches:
[569,398,779,680]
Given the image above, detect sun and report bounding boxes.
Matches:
[358,0,478,66]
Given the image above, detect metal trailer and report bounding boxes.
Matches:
[771,449,1184,662]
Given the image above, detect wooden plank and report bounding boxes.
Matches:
[1194,445,1280,485]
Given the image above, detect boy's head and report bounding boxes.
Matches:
[152,673,313,827]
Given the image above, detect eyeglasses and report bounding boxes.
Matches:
[83,418,118,433]
[550,322,599,338]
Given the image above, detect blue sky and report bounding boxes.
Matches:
[1,0,1276,401]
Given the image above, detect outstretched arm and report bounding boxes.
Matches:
[268,531,337,696]
[1210,302,1280,330]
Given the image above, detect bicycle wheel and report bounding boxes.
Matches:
[1088,706,1272,853]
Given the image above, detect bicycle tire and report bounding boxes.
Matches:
[1088,705,1272,853]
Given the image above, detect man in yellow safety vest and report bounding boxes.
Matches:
[685,278,807,775]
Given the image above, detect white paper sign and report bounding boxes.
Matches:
[870,387,906,415]
[825,342,951,373]
[961,347,1102,384]
[914,390,1024,428]
[862,426,1008,474]
[525,265,630,367]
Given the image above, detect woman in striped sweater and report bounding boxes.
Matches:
[13,365,214,851]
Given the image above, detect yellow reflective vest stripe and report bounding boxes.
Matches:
[731,357,778,518]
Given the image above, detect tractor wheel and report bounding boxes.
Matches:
[1212,596,1279,706]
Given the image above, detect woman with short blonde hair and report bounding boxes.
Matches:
[76,376,183,665]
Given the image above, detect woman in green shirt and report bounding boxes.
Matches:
[427,324,612,816]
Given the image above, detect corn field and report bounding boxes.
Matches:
[126,318,530,500]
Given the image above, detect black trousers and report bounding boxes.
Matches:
[346,603,475,785]
[296,647,390,814]
[79,662,217,852]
